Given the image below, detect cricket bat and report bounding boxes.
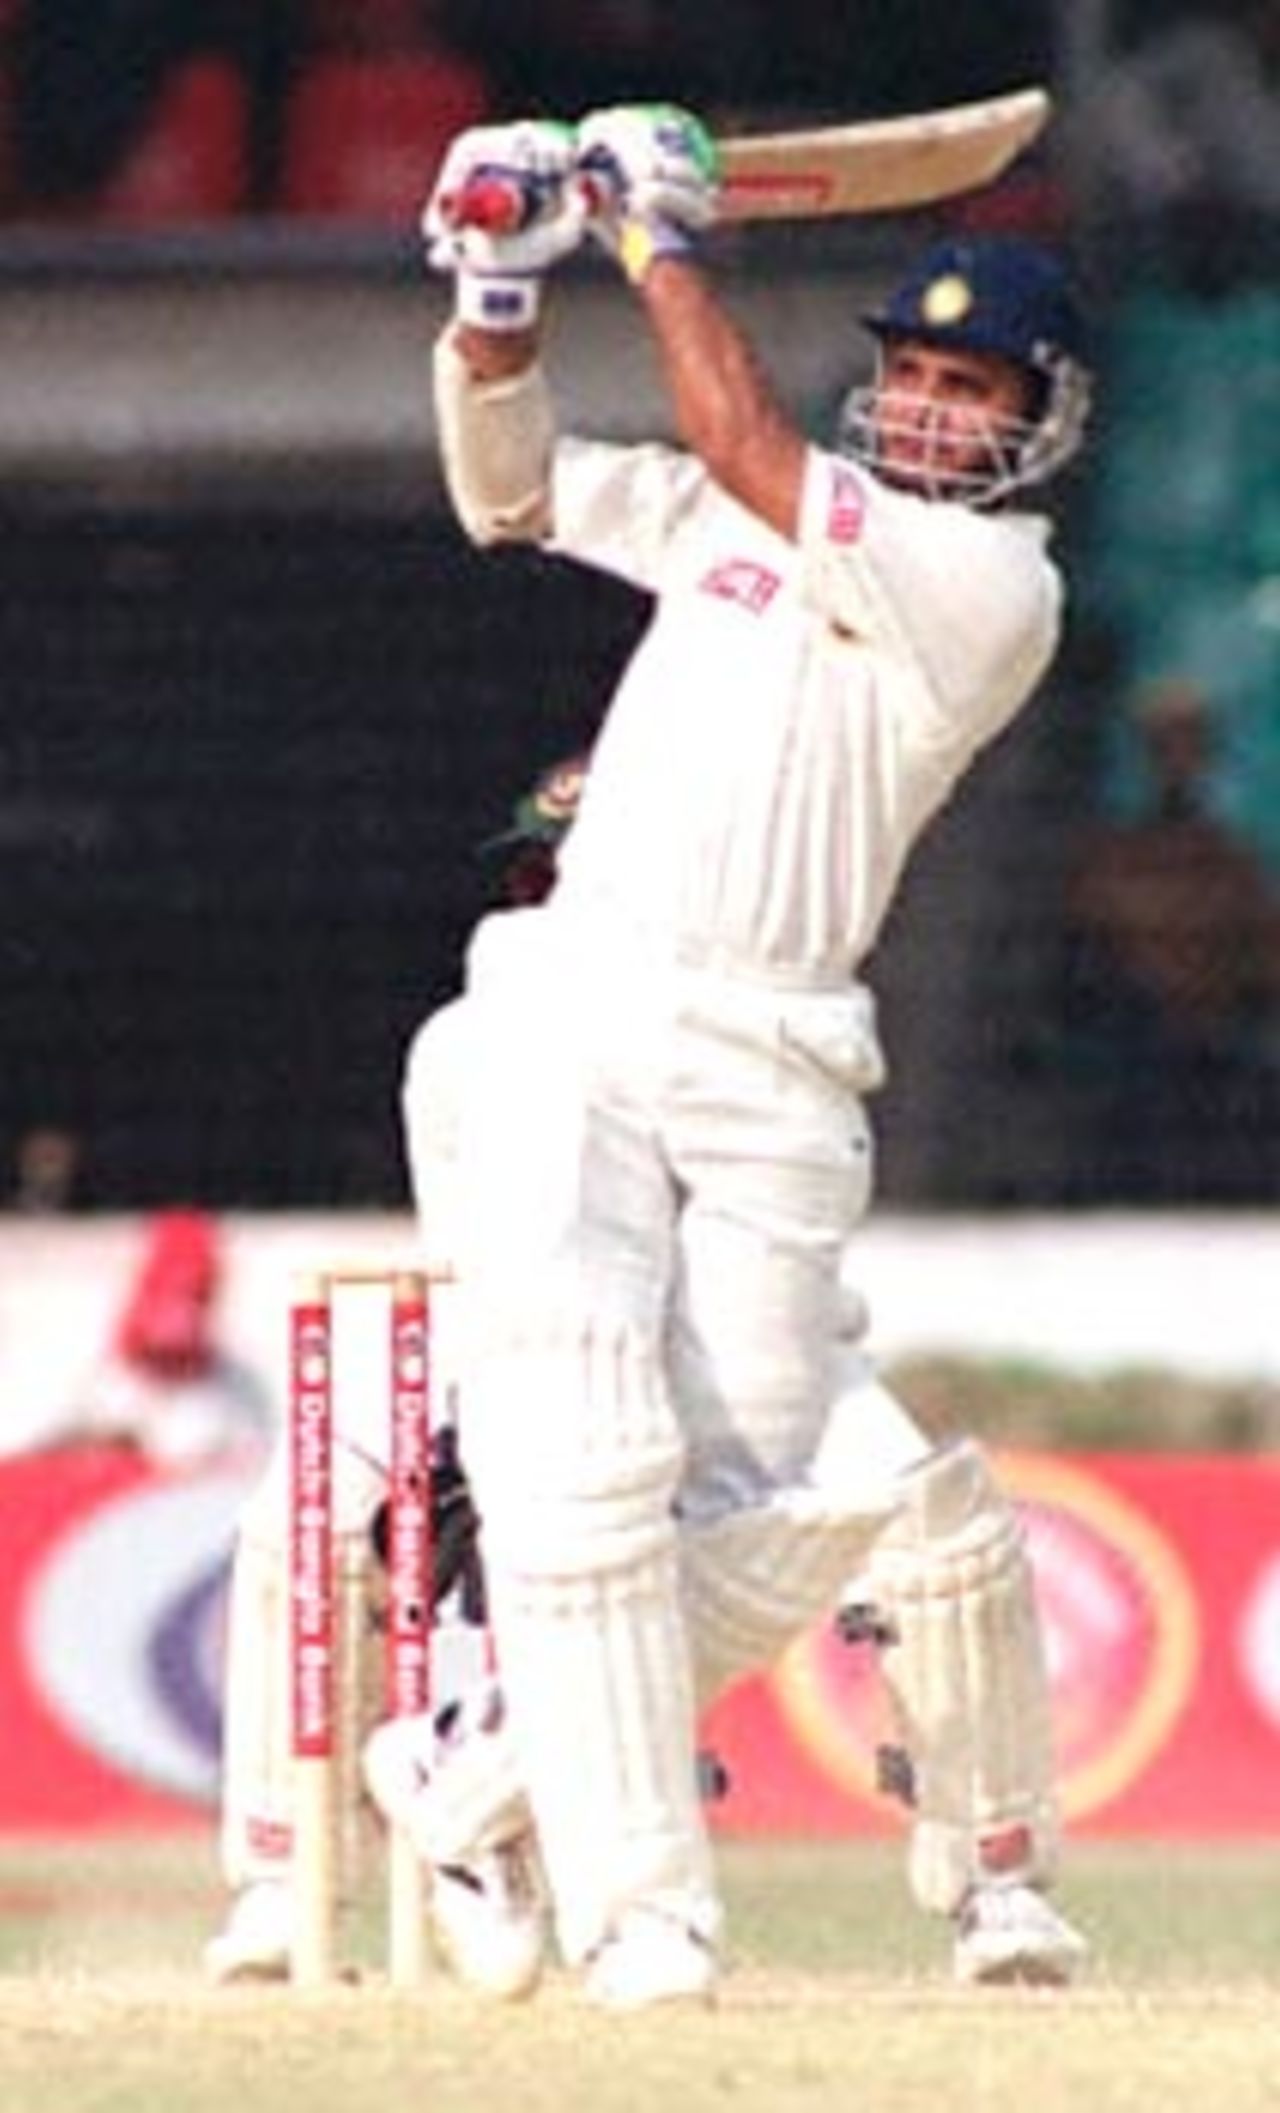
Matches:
[716,86,1050,221]
[446,87,1051,234]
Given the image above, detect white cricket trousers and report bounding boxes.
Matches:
[452,908,881,1963]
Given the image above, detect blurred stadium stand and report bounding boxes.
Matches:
[91,56,253,227]
[1087,286,1280,874]
[0,500,649,1207]
[275,49,490,220]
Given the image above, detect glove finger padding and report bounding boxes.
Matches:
[576,103,720,232]
[423,118,586,277]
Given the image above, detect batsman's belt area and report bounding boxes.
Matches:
[0,1841,1278,2113]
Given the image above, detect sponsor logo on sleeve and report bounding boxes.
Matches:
[825,464,867,546]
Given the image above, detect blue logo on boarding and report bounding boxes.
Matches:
[25,1472,248,1804]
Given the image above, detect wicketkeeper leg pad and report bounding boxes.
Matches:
[216,1447,388,1895]
[864,1438,1060,1915]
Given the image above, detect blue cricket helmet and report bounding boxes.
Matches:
[862,234,1088,377]
[842,233,1093,504]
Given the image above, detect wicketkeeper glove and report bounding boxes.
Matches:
[575,103,720,285]
[422,119,587,331]
[370,1425,486,1622]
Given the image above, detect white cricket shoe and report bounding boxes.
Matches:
[583,1909,719,2011]
[203,1879,292,1985]
[952,1883,1088,1987]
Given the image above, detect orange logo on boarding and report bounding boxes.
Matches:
[771,1452,1203,1823]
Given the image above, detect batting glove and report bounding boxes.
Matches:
[423,119,587,331]
[575,104,719,284]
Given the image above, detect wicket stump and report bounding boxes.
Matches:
[288,1267,436,1988]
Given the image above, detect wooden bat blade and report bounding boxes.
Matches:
[716,86,1051,223]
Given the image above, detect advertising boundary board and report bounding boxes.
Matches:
[1,1444,1276,1839]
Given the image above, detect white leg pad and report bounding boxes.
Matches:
[467,1322,719,1969]
[866,1438,1060,1915]
[680,1483,894,1705]
[216,1455,387,1895]
[489,1532,717,1968]
[216,1528,294,1890]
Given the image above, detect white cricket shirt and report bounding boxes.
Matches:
[546,438,1062,982]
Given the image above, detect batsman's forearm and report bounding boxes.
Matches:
[452,320,541,384]
[434,326,555,546]
[637,258,806,541]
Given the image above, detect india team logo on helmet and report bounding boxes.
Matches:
[838,233,1093,505]
[868,235,1088,369]
[919,273,975,328]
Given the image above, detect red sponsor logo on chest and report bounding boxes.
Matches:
[699,557,782,614]
[825,464,867,545]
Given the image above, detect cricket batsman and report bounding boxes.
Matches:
[206,753,1083,1998]
[390,103,1093,2009]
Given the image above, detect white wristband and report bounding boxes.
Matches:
[455,273,542,332]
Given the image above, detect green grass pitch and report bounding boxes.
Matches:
[0,1834,1277,2112]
